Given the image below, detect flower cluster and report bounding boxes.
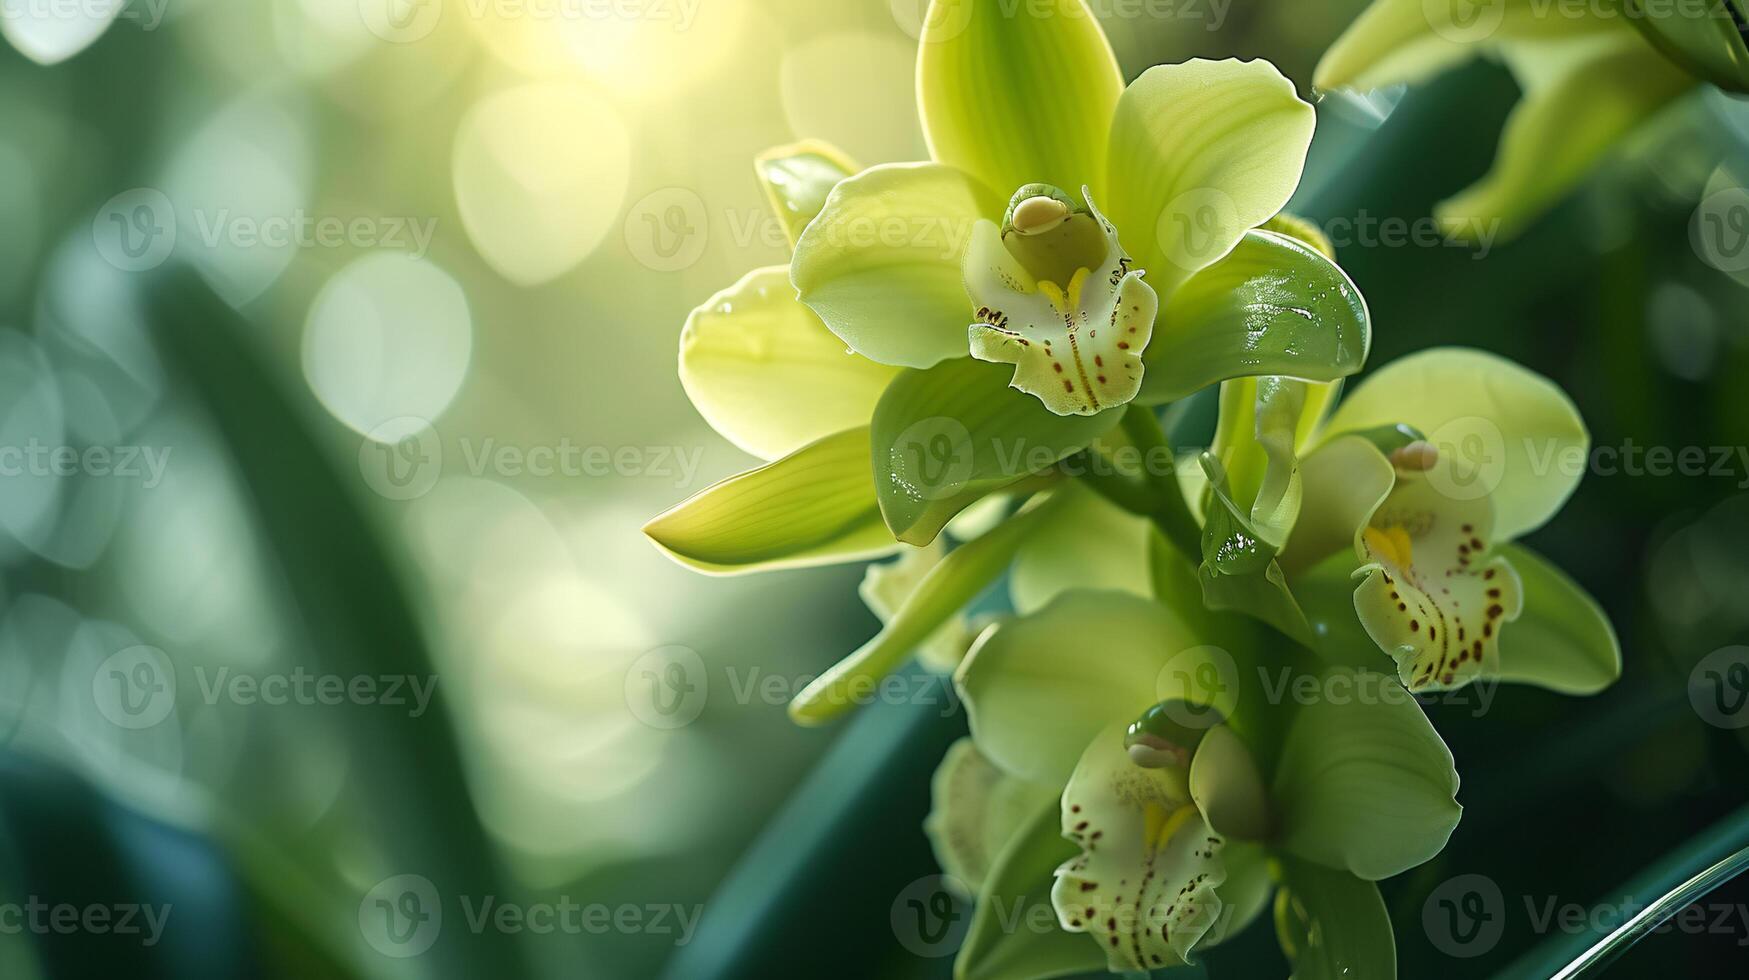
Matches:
[648,1,1622,976]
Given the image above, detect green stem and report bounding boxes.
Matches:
[1121,404,1203,560]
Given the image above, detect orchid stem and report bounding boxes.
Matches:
[1077,404,1202,562]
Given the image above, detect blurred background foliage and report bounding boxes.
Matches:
[0,0,1747,977]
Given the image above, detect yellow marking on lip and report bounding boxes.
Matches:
[1364,524,1414,569]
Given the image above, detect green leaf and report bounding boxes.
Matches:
[679,266,899,460]
[1272,668,1461,880]
[955,590,1214,785]
[644,427,898,574]
[1493,542,1621,695]
[1106,59,1316,295]
[954,798,1105,980]
[1009,482,1151,616]
[926,738,1057,898]
[918,0,1122,207]
[1274,856,1396,980]
[789,494,1062,725]
[793,163,1001,369]
[1628,0,1749,92]
[870,356,1120,545]
[1321,347,1589,542]
[861,539,974,673]
[754,140,859,248]
[1198,453,1314,645]
[1138,230,1370,405]
[1436,31,1696,241]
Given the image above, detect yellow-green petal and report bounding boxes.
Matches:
[918,0,1122,205]
[926,738,1057,897]
[1351,458,1525,692]
[679,266,900,460]
[643,427,897,574]
[1188,723,1271,842]
[1437,31,1696,242]
[1272,669,1461,880]
[1137,230,1370,406]
[1279,435,1395,576]
[1313,0,1616,92]
[955,590,1212,785]
[755,140,860,249]
[1629,0,1749,92]
[1494,542,1621,695]
[1274,857,1395,980]
[1320,347,1588,542]
[870,356,1120,545]
[793,163,1002,368]
[1106,60,1316,295]
[1051,722,1230,972]
[1009,483,1151,616]
[789,494,1062,725]
[954,797,1104,980]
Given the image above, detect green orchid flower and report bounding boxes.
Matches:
[933,581,1461,979]
[647,0,1373,581]
[1316,0,1749,240]
[1204,346,1622,695]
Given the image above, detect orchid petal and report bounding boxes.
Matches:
[1272,668,1461,880]
[643,427,897,574]
[1320,347,1588,541]
[1106,60,1315,295]
[926,738,1057,896]
[754,140,859,248]
[918,0,1123,204]
[679,267,899,460]
[1494,543,1621,695]
[793,163,1000,368]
